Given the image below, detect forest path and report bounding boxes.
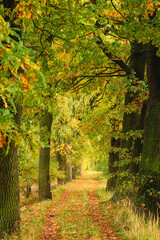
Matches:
[40,172,121,240]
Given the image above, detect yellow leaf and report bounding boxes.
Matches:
[26,10,33,19]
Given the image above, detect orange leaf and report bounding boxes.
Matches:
[0,133,7,148]
[21,63,25,70]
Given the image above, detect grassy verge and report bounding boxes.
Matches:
[4,185,68,240]
[95,184,160,240]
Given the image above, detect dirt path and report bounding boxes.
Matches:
[40,174,121,240]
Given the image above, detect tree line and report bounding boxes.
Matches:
[0,0,160,237]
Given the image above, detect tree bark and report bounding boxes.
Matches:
[141,45,160,173]
[107,137,120,191]
[65,161,72,182]
[120,42,147,173]
[38,110,53,201]
[56,151,66,185]
[72,165,77,179]
[111,42,147,201]
[0,105,22,236]
[26,181,31,198]
[121,42,147,151]
[0,0,22,236]
[129,102,147,174]
[137,45,160,212]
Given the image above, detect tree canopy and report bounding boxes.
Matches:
[0,0,160,236]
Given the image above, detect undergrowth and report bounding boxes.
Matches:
[95,184,160,240]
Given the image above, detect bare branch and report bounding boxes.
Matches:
[96,36,131,75]
[110,0,127,20]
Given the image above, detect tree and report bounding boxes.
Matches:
[116,0,160,210]
[0,0,40,234]
[0,106,22,236]
[107,119,120,191]
[137,44,160,212]
[67,0,160,209]
[38,110,53,200]
[0,1,23,235]
[112,41,148,199]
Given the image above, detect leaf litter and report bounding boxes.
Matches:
[40,173,121,240]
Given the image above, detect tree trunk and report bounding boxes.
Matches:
[65,161,72,182]
[0,1,22,235]
[0,105,22,236]
[76,164,82,176]
[137,45,160,212]
[141,45,160,172]
[112,42,147,201]
[121,42,147,151]
[38,110,53,201]
[26,181,31,198]
[107,137,120,191]
[72,165,77,179]
[56,151,66,185]
[129,102,147,174]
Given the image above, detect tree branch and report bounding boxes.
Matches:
[96,36,131,75]
[110,0,127,20]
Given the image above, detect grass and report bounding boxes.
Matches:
[4,172,160,240]
[56,189,102,239]
[3,185,68,240]
[95,183,160,240]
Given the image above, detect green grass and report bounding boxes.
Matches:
[4,172,160,240]
[56,189,102,239]
[4,185,68,240]
[95,183,160,240]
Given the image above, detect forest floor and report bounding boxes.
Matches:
[5,172,160,240]
[39,172,121,240]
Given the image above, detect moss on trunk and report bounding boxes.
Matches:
[137,45,160,212]
[0,0,22,236]
[111,42,147,200]
[140,102,160,174]
[0,143,20,236]
[0,105,22,237]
